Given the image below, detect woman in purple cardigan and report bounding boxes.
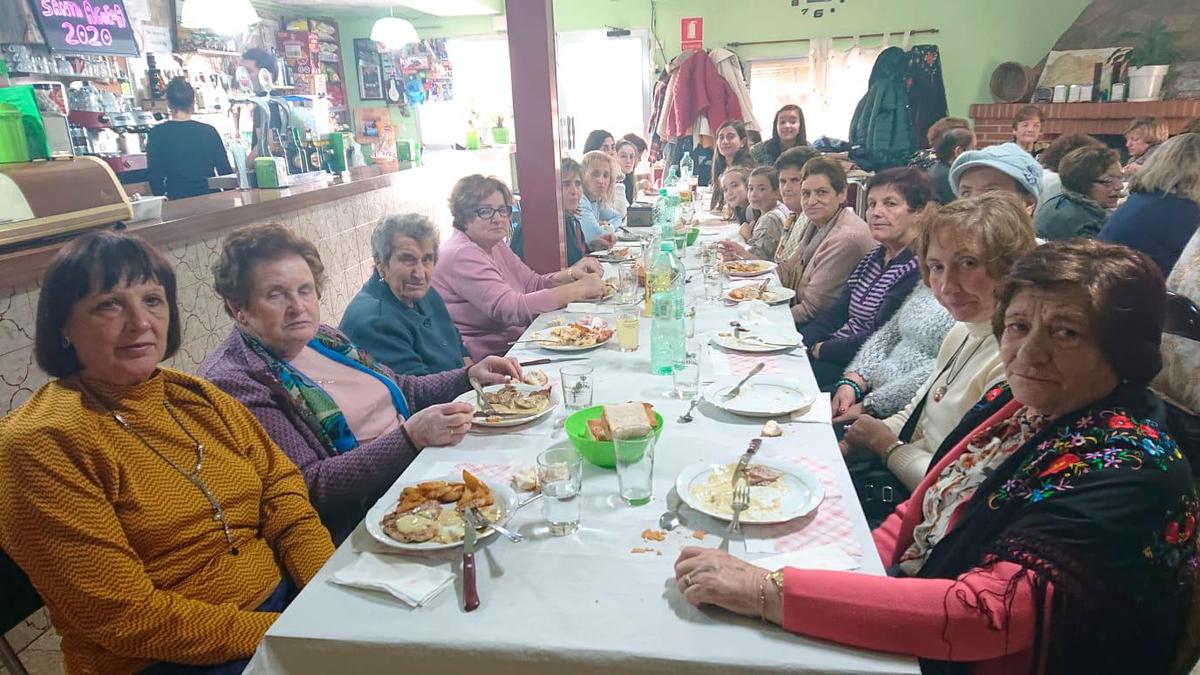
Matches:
[199,224,521,542]
[432,174,607,360]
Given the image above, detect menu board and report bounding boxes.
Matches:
[28,0,140,56]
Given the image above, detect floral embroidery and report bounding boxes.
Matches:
[1143,494,1200,571]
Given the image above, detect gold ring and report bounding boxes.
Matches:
[685,573,694,588]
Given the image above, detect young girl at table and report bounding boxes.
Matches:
[719,166,751,226]
[709,120,757,212]
[718,166,786,262]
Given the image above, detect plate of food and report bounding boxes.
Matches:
[703,375,815,417]
[720,260,777,278]
[528,319,614,351]
[595,247,633,263]
[454,379,557,427]
[725,282,796,305]
[366,470,519,551]
[599,277,618,301]
[675,460,824,524]
[710,329,801,354]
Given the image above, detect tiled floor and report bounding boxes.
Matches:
[2,609,63,675]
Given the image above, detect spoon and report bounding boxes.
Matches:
[678,397,701,423]
[659,491,683,531]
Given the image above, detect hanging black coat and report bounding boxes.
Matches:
[907,45,948,150]
[849,47,916,172]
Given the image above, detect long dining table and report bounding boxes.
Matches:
[243,215,920,675]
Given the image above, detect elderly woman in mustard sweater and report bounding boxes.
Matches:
[0,231,334,675]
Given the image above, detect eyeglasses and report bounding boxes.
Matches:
[474,205,514,220]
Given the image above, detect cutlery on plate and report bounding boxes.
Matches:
[470,505,523,543]
[737,335,796,348]
[721,362,765,401]
[469,378,499,415]
[728,481,750,535]
[462,508,480,612]
[733,438,763,479]
[519,357,588,366]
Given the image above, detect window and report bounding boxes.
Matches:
[748,58,814,139]
[749,44,879,142]
[556,30,651,153]
[417,37,513,147]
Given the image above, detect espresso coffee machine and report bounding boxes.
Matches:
[65,85,161,182]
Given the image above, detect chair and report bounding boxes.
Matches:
[1164,290,1200,342]
[0,547,43,675]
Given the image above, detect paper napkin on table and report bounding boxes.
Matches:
[788,395,832,425]
[565,303,614,315]
[749,544,859,571]
[331,553,454,607]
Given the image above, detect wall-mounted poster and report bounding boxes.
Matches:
[354,38,384,100]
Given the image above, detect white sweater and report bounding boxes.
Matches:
[881,321,1005,490]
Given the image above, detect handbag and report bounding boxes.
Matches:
[846,392,927,528]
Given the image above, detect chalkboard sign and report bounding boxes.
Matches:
[28,0,140,57]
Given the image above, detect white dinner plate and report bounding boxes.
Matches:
[725,283,796,305]
[710,330,801,354]
[675,460,825,524]
[720,260,777,278]
[703,376,815,417]
[527,327,613,351]
[365,478,518,552]
[453,382,558,428]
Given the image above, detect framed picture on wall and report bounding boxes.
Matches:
[354,38,385,100]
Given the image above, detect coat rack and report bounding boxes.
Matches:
[727,28,939,49]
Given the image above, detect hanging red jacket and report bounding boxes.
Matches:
[665,49,742,140]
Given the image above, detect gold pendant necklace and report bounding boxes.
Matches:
[932,335,986,404]
[85,384,239,556]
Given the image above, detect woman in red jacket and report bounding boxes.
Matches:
[673,240,1196,675]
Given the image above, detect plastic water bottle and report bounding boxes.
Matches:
[663,165,678,190]
[679,151,694,184]
[650,243,685,375]
[653,188,671,237]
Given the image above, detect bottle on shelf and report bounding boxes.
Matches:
[285,128,305,174]
[303,130,321,173]
[649,242,685,375]
[146,54,164,99]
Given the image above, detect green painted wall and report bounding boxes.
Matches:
[327,0,1093,127]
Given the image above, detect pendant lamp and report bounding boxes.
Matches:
[371,10,419,51]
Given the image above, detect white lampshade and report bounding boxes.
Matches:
[180,0,259,34]
[370,16,420,50]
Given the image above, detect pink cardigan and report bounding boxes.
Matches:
[781,399,1042,673]
[432,230,561,360]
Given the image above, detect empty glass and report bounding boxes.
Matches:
[672,342,701,399]
[613,431,657,506]
[617,261,639,303]
[537,448,583,535]
[703,264,723,303]
[560,364,594,411]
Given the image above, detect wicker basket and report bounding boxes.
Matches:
[990,62,1036,103]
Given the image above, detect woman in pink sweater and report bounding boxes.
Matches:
[673,241,1196,675]
[432,174,606,360]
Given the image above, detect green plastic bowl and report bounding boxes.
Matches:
[686,227,700,246]
[564,406,665,468]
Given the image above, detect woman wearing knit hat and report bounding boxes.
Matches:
[949,142,1043,216]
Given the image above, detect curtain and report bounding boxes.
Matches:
[804,34,899,142]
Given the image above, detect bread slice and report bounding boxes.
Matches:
[587,417,612,442]
[603,402,654,439]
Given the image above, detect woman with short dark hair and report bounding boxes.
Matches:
[200,223,522,541]
[1034,145,1121,241]
[432,174,605,359]
[673,239,1195,675]
[750,105,807,166]
[927,127,974,204]
[146,77,232,200]
[0,231,335,675]
[1011,104,1043,155]
[1036,132,1105,210]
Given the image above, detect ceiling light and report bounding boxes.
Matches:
[180,0,260,35]
[370,15,420,51]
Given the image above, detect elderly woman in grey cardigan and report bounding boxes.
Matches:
[199,224,521,542]
[831,284,954,422]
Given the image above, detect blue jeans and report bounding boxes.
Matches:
[139,577,296,675]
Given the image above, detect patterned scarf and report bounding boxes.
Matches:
[240,329,410,455]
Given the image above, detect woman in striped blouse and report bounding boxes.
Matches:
[799,168,932,390]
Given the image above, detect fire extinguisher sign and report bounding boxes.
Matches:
[680,17,703,51]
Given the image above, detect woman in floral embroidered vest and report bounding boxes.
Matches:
[199,224,522,543]
[673,239,1196,675]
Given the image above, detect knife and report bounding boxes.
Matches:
[733,438,763,484]
[519,357,589,366]
[462,507,480,612]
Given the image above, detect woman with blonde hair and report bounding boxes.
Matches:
[1101,132,1200,275]
[578,150,624,247]
[1123,115,1170,173]
[717,166,786,262]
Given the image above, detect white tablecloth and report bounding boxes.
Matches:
[245,246,918,675]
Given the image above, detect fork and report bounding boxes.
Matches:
[728,481,750,535]
[722,362,765,400]
[469,378,499,415]
[470,506,524,543]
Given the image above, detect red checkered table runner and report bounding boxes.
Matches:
[749,454,863,557]
[724,353,784,376]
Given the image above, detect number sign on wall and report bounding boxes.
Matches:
[28,0,140,56]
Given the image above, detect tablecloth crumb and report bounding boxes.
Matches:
[692,530,707,540]
[641,529,667,542]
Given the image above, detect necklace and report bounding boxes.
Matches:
[84,384,239,556]
[932,334,987,403]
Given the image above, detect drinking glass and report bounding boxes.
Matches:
[672,342,701,399]
[684,305,696,339]
[560,364,594,411]
[617,261,639,303]
[616,306,640,352]
[613,431,657,506]
[537,448,583,535]
[703,265,724,303]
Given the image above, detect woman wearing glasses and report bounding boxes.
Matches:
[432,174,606,360]
[1034,146,1122,241]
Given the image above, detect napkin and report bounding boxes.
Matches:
[565,302,614,315]
[330,553,455,607]
[736,300,769,325]
[788,395,832,425]
[746,544,860,571]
